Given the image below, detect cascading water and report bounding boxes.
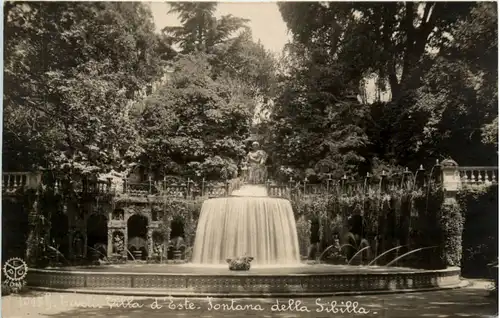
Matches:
[191,185,301,266]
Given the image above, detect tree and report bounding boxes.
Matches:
[278,2,474,100]
[267,41,369,180]
[209,30,278,99]
[133,54,254,180]
[3,2,163,177]
[163,2,249,54]
[277,2,497,172]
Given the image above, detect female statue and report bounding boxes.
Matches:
[244,141,268,184]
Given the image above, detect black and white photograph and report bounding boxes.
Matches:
[1,1,498,317]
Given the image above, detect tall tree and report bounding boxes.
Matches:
[277,2,497,172]
[133,54,253,180]
[267,41,369,180]
[3,2,163,176]
[163,2,249,54]
[279,2,474,100]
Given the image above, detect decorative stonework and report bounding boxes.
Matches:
[27,267,461,295]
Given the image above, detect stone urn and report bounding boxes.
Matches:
[226,256,254,271]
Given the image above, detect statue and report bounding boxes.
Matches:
[244,141,268,184]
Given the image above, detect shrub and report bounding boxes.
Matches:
[439,198,463,267]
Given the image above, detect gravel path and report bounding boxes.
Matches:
[2,280,496,318]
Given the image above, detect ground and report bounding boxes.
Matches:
[1,280,497,318]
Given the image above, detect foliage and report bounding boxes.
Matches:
[4,2,164,178]
[291,180,450,268]
[295,216,311,257]
[133,54,253,179]
[276,2,497,173]
[439,198,463,267]
[163,2,249,54]
[458,184,498,277]
[268,42,369,178]
[155,197,203,247]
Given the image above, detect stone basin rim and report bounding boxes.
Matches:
[28,280,468,298]
[29,266,460,276]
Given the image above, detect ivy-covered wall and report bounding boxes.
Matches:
[439,198,463,267]
[458,184,498,277]
[290,184,450,269]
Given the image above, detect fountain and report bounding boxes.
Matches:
[191,184,301,266]
[26,143,463,296]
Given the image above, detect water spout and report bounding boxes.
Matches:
[87,246,109,261]
[385,246,437,267]
[367,245,404,266]
[126,249,136,261]
[347,246,371,265]
[317,245,335,261]
[47,245,69,264]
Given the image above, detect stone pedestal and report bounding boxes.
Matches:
[441,159,461,196]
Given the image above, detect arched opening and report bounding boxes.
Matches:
[86,214,107,260]
[168,216,185,260]
[346,214,369,263]
[50,212,69,258]
[308,217,320,260]
[170,217,185,238]
[127,214,148,260]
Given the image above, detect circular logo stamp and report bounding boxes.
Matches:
[3,257,28,281]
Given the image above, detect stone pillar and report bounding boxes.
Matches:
[123,226,128,259]
[107,228,113,258]
[441,159,461,196]
[147,226,153,258]
[27,172,42,190]
[25,189,40,266]
[439,159,463,268]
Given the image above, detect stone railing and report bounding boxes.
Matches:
[267,185,289,198]
[458,166,498,185]
[2,172,41,194]
[121,177,242,199]
[3,172,29,193]
[3,163,497,198]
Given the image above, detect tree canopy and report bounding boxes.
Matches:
[3,2,496,183]
[269,1,497,179]
[3,2,164,175]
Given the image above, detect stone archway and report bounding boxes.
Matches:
[168,216,185,260]
[86,214,107,260]
[170,216,185,239]
[127,214,148,260]
[50,213,69,258]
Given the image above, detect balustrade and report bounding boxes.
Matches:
[4,164,498,197]
[2,172,29,193]
[459,167,498,185]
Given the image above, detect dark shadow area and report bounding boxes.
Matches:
[87,214,107,260]
[462,185,498,279]
[2,200,29,261]
[50,212,69,257]
[128,214,148,260]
